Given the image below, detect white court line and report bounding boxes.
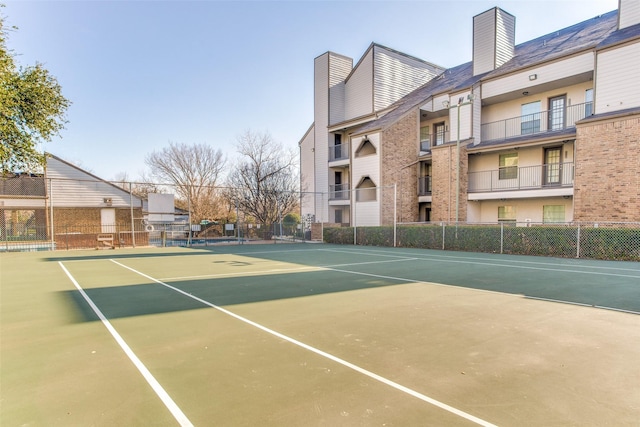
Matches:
[160,265,322,281]
[58,262,194,427]
[320,246,640,273]
[319,248,640,279]
[524,296,640,315]
[159,257,417,282]
[109,259,497,427]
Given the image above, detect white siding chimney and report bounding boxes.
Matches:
[619,0,640,30]
[313,52,352,222]
[473,7,515,76]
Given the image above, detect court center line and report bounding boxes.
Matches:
[109,259,497,427]
[58,262,194,427]
[159,257,417,282]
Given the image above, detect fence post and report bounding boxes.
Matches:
[49,178,55,249]
[442,222,445,250]
[353,188,357,245]
[576,224,581,258]
[187,186,192,247]
[129,181,135,248]
[393,183,397,247]
[500,222,504,254]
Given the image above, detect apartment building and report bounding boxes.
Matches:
[299,0,640,227]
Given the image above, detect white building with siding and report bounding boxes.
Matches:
[300,0,640,228]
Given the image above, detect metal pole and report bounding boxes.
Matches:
[129,181,136,248]
[187,186,192,247]
[456,100,461,226]
[236,197,240,245]
[49,178,54,249]
[353,187,357,245]
[278,198,283,241]
[393,183,397,247]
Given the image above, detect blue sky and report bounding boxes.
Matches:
[4,0,618,180]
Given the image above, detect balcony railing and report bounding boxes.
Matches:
[481,102,591,143]
[418,176,432,195]
[329,142,350,162]
[329,184,350,200]
[468,163,574,193]
[420,132,450,151]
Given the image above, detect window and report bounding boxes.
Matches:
[418,162,432,195]
[434,122,446,145]
[420,126,431,151]
[544,147,562,185]
[585,89,593,116]
[499,153,518,180]
[335,209,342,224]
[332,133,344,160]
[548,95,566,131]
[420,126,430,142]
[543,205,565,223]
[521,101,541,134]
[498,206,516,222]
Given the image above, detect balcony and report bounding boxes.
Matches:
[468,163,574,193]
[418,176,432,195]
[481,102,591,143]
[420,131,450,151]
[329,184,350,200]
[329,142,350,162]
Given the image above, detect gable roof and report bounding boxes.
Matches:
[45,152,143,203]
[353,9,635,136]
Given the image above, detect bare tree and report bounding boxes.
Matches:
[226,130,299,226]
[145,142,226,222]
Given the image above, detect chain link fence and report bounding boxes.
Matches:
[2,174,639,260]
[0,175,311,252]
[323,221,640,261]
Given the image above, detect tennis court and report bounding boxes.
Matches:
[2,243,639,426]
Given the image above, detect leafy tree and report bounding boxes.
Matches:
[0,9,70,173]
[145,141,226,222]
[226,130,299,226]
[283,212,300,225]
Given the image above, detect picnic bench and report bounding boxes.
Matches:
[96,233,115,249]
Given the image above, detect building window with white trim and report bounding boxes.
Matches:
[585,89,594,117]
[543,205,565,223]
[498,206,516,223]
[521,101,541,134]
[499,153,518,180]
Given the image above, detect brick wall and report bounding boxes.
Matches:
[381,111,419,224]
[50,207,147,249]
[574,114,640,221]
[431,143,469,222]
[311,222,342,240]
[51,207,144,233]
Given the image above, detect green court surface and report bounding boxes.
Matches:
[1,243,639,426]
